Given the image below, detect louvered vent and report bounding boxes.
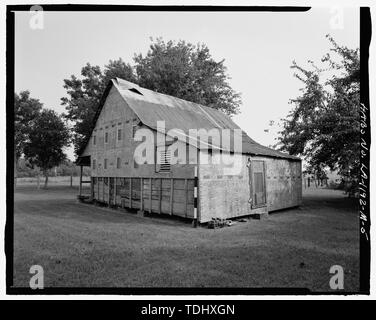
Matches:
[159,148,171,172]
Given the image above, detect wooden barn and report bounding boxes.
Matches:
[77,78,302,223]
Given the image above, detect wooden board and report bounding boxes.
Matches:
[93,176,195,218]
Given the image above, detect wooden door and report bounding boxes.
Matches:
[249,160,267,208]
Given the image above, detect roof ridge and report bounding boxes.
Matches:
[115,77,231,120]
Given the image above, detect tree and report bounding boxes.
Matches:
[23,109,70,188]
[62,59,136,155]
[62,38,241,155]
[277,35,360,194]
[15,91,43,159]
[134,38,241,116]
[14,91,43,186]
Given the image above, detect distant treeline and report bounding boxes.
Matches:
[16,158,90,178]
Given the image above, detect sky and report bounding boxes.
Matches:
[15,8,360,160]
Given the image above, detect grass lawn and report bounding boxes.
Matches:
[13,184,359,291]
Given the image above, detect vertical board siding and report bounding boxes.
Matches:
[265,158,302,211]
[198,151,302,223]
[84,86,194,180]
[93,177,195,218]
[198,153,250,223]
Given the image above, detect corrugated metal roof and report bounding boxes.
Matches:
[112,78,300,161]
[115,78,238,131]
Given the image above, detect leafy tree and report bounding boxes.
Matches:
[23,109,70,188]
[62,39,241,155]
[277,35,360,194]
[134,38,241,116]
[62,59,136,155]
[14,91,43,186]
[14,91,43,159]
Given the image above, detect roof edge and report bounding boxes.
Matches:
[76,79,116,158]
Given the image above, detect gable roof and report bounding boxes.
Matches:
[79,78,300,161]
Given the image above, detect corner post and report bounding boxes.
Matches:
[192,166,198,228]
[79,165,83,197]
[90,176,94,201]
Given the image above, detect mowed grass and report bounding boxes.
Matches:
[13,185,359,291]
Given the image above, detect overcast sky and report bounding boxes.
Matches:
[15,8,359,160]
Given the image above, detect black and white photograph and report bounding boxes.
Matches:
[3,2,372,301]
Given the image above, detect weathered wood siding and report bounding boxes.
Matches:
[82,86,196,179]
[198,152,302,223]
[92,177,195,218]
[198,152,251,223]
[264,157,302,212]
[83,86,196,218]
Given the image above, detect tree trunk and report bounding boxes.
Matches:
[44,172,49,189]
[37,173,40,189]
